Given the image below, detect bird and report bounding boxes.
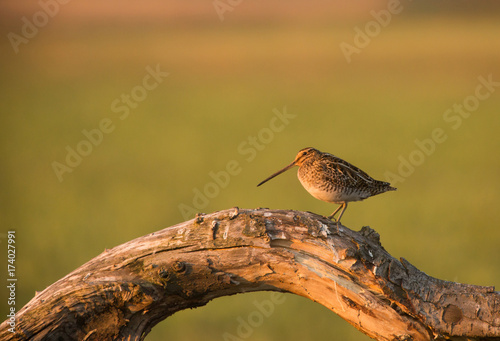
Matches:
[257,147,396,224]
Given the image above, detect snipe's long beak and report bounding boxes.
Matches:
[257,161,296,187]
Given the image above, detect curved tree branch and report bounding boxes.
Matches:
[1,208,499,340]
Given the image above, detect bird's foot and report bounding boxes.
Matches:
[327,215,341,232]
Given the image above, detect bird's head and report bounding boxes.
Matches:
[292,147,321,166]
[257,147,321,187]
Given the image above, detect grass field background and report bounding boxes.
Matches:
[1,1,500,340]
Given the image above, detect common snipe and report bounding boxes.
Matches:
[257,147,396,223]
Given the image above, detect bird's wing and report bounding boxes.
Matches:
[321,154,377,185]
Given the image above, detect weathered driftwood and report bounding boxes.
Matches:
[1,208,499,341]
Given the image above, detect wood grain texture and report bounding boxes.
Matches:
[1,208,499,340]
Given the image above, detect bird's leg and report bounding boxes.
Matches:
[328,203,345,222]
[335,202,348,225]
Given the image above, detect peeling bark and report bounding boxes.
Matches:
[1,208,499,341]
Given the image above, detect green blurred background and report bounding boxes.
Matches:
[1,1,500,340]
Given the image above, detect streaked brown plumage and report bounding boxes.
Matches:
[257,147,396,223]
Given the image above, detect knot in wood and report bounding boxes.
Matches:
[443,304,463,324]
[158,268,170,279]
[229,207,239,219]
[195,213,205,224]
[211,220,219,239]
[172,261,187,273]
